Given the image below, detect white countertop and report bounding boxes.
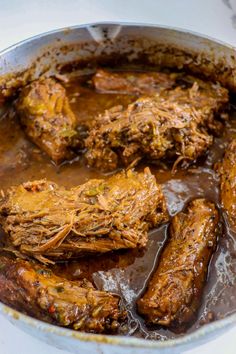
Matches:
[0,0,236,353]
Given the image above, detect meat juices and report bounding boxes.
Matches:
[0,168,168,263]
[92,69,176,94]
[217,139,236,230]
[137,199,220,331]
[0,256,124,333]
[16,78,79,164]
[0,67,235,337]
[85,81,228,172]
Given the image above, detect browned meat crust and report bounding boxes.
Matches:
[217,139,236,229]
[85,81,228,172]
[137,199,219,331]
[16,78,79,164]
[0,256,124,333]
[92,69,176,94]
[0,168,168,263]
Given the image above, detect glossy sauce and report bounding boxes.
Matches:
[0,72,236,340]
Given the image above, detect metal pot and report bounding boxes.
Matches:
[0,23,235,354]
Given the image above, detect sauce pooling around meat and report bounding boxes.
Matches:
[0,69,235,339]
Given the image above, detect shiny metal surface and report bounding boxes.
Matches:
[0,23,235,354]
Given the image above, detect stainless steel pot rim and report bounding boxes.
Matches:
[0,22,235,349]
[1,301,235,349]
[0,21,236,57]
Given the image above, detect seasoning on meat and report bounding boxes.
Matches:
[85,81,228,172]
[92,69,176,95]
[217,139,236,229]
[0,256,125,332]
[0,168,168,263]
[137,199,219,331]
[16,78,79,164]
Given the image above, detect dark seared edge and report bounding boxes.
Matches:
[217,139,236,229]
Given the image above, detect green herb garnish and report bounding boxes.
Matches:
[36,269,52,276]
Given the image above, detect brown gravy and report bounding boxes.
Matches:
[0,71,236,340]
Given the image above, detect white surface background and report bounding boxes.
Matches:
[0,0,236,353]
